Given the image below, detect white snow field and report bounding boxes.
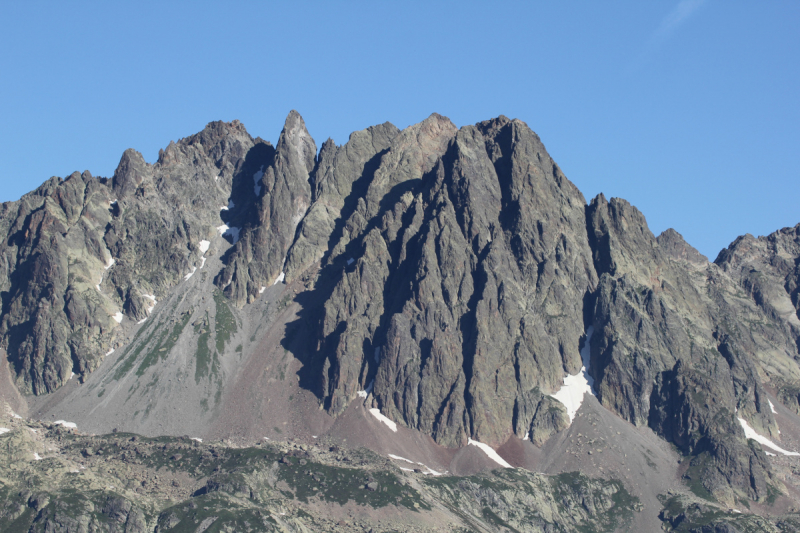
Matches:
[387,454,442,475]
[738,417,800,456]
[216,224,241,244]
[368,408,398,432]
[467,438,512,468]
[550,326,595,422]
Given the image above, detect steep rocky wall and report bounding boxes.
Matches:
[3,111,800,505]
[585,194,800,502]
[303,115,596,449]
[0,119,263,394]
[216,111,316,305]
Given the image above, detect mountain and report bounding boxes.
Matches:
[1,111,799,532]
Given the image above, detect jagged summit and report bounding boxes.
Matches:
[1,111,800,525]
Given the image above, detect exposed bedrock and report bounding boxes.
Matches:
[0,119,266,394]
[585,194,799,501]
[216,111,317,306]
[306,115,597,448]
[3,111,800,504]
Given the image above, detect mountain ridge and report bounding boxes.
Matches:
[1,111,799,521]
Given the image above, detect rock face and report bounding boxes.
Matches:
[0,119,265,394]
[585,195,797,502]
[307,116,595,449]
[283,121,400,282]
[714,225,800,411]
[2,111,800,506]
[216,111,316,305]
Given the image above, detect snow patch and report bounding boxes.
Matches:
[259,286,266,294]
[200,257,206,269]
[105,348,115,357]
[399,467,414,472]
[253,166,264,196]
[0,428,9,435]
[769,399,777,414]
[738,417,800,456]
[70,372,74,380]
[523,432,530,441]
[12,413,22,420]
[143,294,156,314]
[347,257,355,266]
[199,240,210,254]
[33,453,42,461]
[766,451,777,457]
[191,438,203,443]
[358,380,374,398]
[96,257,115,292]
[216,225,240,244]
[137,318,148,325]
[220,200,234,211]
[273,272,285,285]
[374,347,381,364]
[184,266,197,281]
[387,454,443,475]
[550,326,595,422]
[467,438,512,468]
[112,312,123,324]
[368,408,397,432]
[110,199,117,205]
[54,420,77,429]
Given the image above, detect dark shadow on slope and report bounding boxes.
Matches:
[0,209,57,393]
[281,174,430,405]
[317,149,388,268]
[215,142,275,263]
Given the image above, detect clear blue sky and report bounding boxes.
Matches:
[1,1,797,259]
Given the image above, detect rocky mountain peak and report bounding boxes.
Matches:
[656,228,708,264]
[280,109,316,175]
[214,111,317,306]
[2,113,800,511]
[112,148,150,198]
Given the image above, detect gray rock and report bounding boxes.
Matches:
[216,111,316,306]
[312,115,595,448]
[0,119,261,394]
